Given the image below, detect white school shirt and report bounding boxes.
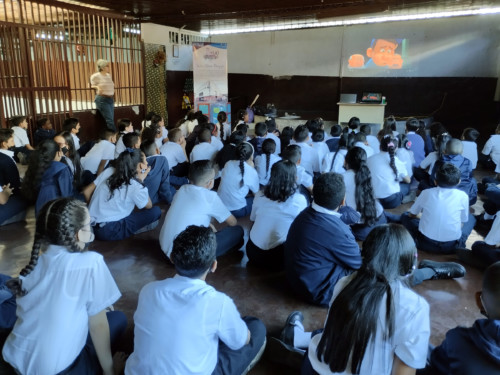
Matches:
[343,170,384,219]
[2,245,121,375]
[409,187,468,242]
[322,149,347,174]
[90,72,114,96]
[89,173,149,224]
[189,142,218,163]
[265,132,281,155]
[462,141,478,169]
[159,184,231,256]
[186,120,198,135]
[160,141,187,169]
[114,133,127,158]
[155,137,164,150]
[366,135,380,154]
[396,148,415,178]
[367,152,408,199]
[254,153,281,186]
[308,274,429,375]
[297,164,313,188]
[71,133,80,150]
[11,126,30,147]
[211,136,224,151]
[250,191,307,250]
[354,142,374,158]
[222,123,232,141]
[125,275,247,375]
[296,142,320,174]
[419,151,438,175]
[485,212,500,245]
[312,142,330,167]
[80,140,115,174]
[217,160,259,211]
[482,134,500,173]
[0,148,15,162]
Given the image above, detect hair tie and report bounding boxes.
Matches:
[387,142,395,148]
[383,134,392,139]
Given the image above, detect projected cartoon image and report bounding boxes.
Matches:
[348,38,405,69]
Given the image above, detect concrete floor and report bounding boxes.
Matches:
[0,169,491,374]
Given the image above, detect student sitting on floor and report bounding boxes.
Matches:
[190,128,218,163]
[62,117,81,151]
[80,128,116,178]
[249,122,268,157]
[87,149,161,241]
[208,123,224,151]
[360,124,380,154]
[254,138,280,186]
[215,130,244,172]
[311,129,329,168]
[480,123,500,175]
[247,160,307,270]
[415,132,451,187]
[21,139,74,216]
[321,128,352,174]
[160,128,189,187]
[0,129,22,196]
[159,160,244,258]
[54,131,83,190]
[0,183,26,226]
[293,125,320,176]
[284,172,362,307]
[10,115,34,164]
[352,132,374,158]
[461,127,480,170]
[401,162,476,254]
[125,225,266,375]
[33,118,55,147]
[140,140,175,205]
[217,142,259,218]
[264,117,281,155]
[396,133,415,179]
[281,144,313,205]
[114,118,135,158]
[419,261,500,375]
[325,124,342,152]
[405,117,426,167]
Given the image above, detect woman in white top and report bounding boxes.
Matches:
[254,138,281,186]
[247,160,307,269]
[217,142,259,218]
[2,198,126,375]
[90,59,115,131]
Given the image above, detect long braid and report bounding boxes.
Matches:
[265,152,271,179]
[388,145,398,181]
[239,157,245,188]
[235,142,254,188]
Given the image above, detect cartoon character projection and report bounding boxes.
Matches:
[348,38,403,69]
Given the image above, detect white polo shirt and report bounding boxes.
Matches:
[11,126,30,147]
[255,153,281,186]
[189,142,218,163]
[297,164,313,188]
[211,136,224,151]
[367,152,408,199]
[409,187,469,242]
[419,151,438,175]
[312,142,330,167]
[2,245,121,375]
[265,132,281,155]
[321,149,347,174]
[217,160,259,211]
[160,141,186,169]
[71,133,80,150]
[485,212,500,246]
[0,148,15,162]
[296,142,320,174]
[80,140,115,174]
[159,184,231,256]
[308,274,429,375]
[366,135,380,154]
[462,141,478,169]
[125,275,247,375]
[114,134,127,158]
[482,134,500,172]
[343,169,384,219]
[354,142,374,158]
[249,191,307,250]
[396,148,415,178]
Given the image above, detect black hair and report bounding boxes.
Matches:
[107,148,142,199]
[229,130,245,145]
[313,172,345,210]
[416,121,427,142]
[236,109,247,122]
[7,198,89,296]
[117,118,132,133]
[305,119,321,133]
[141,125,158,143]
[217,111,228,140]
[264,160,297,202]
[406,117,419,132]
[330,124,342,137]
[215,136,240,171]
[265,118,277,133]
[37,118,49,128]
[294,125,309,143]
[280,126,294,149]
[281,144,301,164]
[348,117,360,132]
[99,128,116,141]
[168,128,182,142]
[380,136,399,181]
[254,122,267,137]
[462,128,480,142]
[436,133,451,159]
[353,132,366,144]
[360,124,371,136]
[9,115,27,128]
[345,147,378,226]
[55,131,82,188]
[0,128,14,146]
[140,139,157,157]
[145,111,156,121]
[198,128,212,143]
[383,115,397,132]
[22,139,60,203]
[151,114,163,126]
[63,117,79,132]
[312,128,324,142]
[234,142,254,188]
[171,225,217,278]
[316,224,416,373]
[435,162,461,188]
[329,128,350,172]
[429,122,447,139]
[189,160,215,186]
[123,132,140,149]
[398,133,411,150]
[261,138,276,180]
[235,123,249,136]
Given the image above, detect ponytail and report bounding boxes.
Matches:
[380,136,399,180]
[261,138,276,180]
[235,142,254,188]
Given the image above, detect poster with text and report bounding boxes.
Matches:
[193,42,228,104]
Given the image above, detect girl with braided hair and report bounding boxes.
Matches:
[3,198,127,375]
[367,135,411,209]
[217,142,259,218]
[254,138,280,186]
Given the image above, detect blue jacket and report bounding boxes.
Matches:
[33,128,55,146]
[249,137,266,157]
[284,206,362,306]
[35,161,74,216]
[426,319,500,374]
[326,137,340,153]
[144,155,174,205]
[407,132,426,167]
[0,152,21,192]
[432,154,477,202]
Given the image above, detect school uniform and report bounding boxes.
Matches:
[89,168,161,241]
[482,134,500,172]
[211,135,224,151]
[284,203,362,306]
[80,140,115,174]
[312,142,329,167]
[254,153,281,186]
[189,142,218,163]
[154,137,164,150]
[367,152,409,209]
[0,185,26,226]
[218,160,259,217]
[419,151,438,174]
[143,154,175,205]
[221,123,232,142]
[33,128,55,146]
[353,142,374,158]
[401,186,474,253]
[11,126,30,148]
[366,134,380,153]
[462,140,478,169]
[125,275,265,375]
[114,133,127,158]
[325,136,340,153]
[407,131,426,166]
[160,141,187,170]
[0,149,21,192]
[247,191,307,268]
[265,132,281,155]
[296,142,320,175]
[71,133,80,150]
[321,149,347,174]
[249,136,265,156]
[459,214,500,268]
[396,148,415,178]
[35,161,74,216]
[159,184,243,257]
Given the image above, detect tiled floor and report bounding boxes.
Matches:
[0,169,491,374]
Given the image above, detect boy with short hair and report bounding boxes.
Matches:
[63,117,81,151]
[401,162,476,254]
[80,129,116,177]
[353,132,374,158]
[249,122,268,157]
[159,160,244,258]
[311,129,329,167]
[461,127,480,170]
[125,225,266,375]
[33,118,55,146]
[140,140,174,204]
[265,118,281,155]
[10,115,33,164]
[406,117,426,167]
[326,124,342,152]
[293,125,320,175]
[160,128,189,187]
[360,124,380,154]
[189,128,217,163]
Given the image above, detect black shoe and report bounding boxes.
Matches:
[418,260,466,280]
[280,311,304,348]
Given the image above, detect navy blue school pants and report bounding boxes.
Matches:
[457,241,500,269]
[0,195,27,226]
[230,197,254,218]
[215,225,244,257]
[379,182,411,209]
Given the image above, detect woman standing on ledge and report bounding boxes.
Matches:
[90,59,116,131]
